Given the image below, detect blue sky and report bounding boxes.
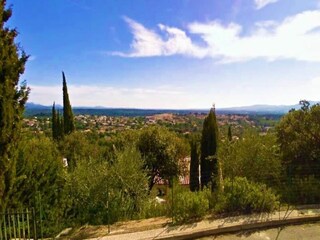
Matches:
[7,0,320,109]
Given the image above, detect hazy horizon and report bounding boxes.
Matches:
[27,100,320,111]
[9,0,320,108]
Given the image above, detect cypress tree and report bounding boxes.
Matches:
[0,0,29,212]
[189,134,200,192]
[60,114,64,139]
[52,102,58,140]
[62,71,74,135]
[200,107,218,190]
[56,110,64,140]
[52,103,65,140]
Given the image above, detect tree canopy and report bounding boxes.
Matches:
[219,129,281,186]
[276,101,320,178]
[0,0,29,212]
[137,126,188,190]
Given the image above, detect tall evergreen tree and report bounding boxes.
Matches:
[56,110,64,140]
[52,102,58,140]
[189,134,200,192]
[200,106,219,190]
[62,71,74,135]
[0,0,29,212]
[52,103,64,140]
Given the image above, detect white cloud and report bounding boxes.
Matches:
[254,0,279,10]
[115,11,320,63]
[112,17,207,58]
[189,10,320,63]
[28,84,198,109]
[113,16,163,57]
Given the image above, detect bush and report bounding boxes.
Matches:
[213,177,279,214]
[139,198,168,219]
[168,183,210,223]
[281,176,320,204]
[219,130,282,187]
[65,146,149,225]
[15,135,66,236]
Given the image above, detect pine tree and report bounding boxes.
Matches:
[189,134,200,192]
[0,0,29,212]
[200,107,218,190]
[62,71,74,135]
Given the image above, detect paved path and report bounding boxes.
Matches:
[88,208,320,240]
[199,223,320,240]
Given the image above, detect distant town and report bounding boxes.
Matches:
[23,112,277,136]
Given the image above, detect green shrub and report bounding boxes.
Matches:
[281,176,320,204]
[65,146,149,225]
[168,184,210,223]
[138,198,168,219]
[15,135,66,236]
[213,177,279,214]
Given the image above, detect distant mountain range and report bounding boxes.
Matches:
[26,102,62,109]
[220,101,319,114]
[220,104,297,114]
[25,101,320,117]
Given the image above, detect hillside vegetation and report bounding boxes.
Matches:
[1,1,320,238]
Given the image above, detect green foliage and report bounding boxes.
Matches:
[168,183,210,223]
[51,102,63,140]
[137,126,188,190]
[14,135,65,235]
[213,177,279,214]
[189,134,200,192]
[108,146,149,220]
[281,176,320,204]
[51,102,65,141]
[64,157,108,225]
[227,125,232,141]
[60,131,103,170]
[62,71,75,135]
[52,103,57,139]
[201,108,219,189]
[0,0,29,212]
[219,130,282,186]
[18,93,320,230]
[109,129,139,151]
[249,115,282,129]
[57,110,64,139]
[276,102,320,178]
[138,198,167,219]
[65,146,149,225]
